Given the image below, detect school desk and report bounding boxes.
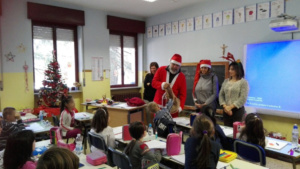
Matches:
[25,121,53,134]
[35,139,113,169]
[82,102,145,127]
[74,112,94,154]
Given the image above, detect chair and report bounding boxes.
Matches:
[52,114,69,143]
[109,147,132,169]
[52,114,60,126]
[88,132,114,166]
[88,132,108,153]
[234,140,266,166]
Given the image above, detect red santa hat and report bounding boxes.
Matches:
[170,54,182,66]
[200,60,211,68]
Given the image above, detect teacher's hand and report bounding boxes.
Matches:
[195,103,204,109]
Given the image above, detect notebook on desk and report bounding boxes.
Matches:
[266,138,288,150]
[145,140,166,149]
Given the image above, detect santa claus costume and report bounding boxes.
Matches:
[152,54,187,118]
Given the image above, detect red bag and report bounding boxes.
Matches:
[125,97,145,106]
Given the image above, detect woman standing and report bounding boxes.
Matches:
[192,60,219,111]
[144,62,159,102]
[219,61,249,127]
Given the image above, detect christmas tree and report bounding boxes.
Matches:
[39,51,68,107]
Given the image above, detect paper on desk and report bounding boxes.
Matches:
[115,133,122,140]
[25,123,44,131]
[145,140,166,149]
[113,126,123,135]
[171,154,185,164]
[173,117,190,126]
[220,126,233,136]
[75,113,89,119]
[217,161,228,169]
[266,138,288,150]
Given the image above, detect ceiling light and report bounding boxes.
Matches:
[144,0,157,2]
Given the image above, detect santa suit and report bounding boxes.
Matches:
[152,66,187,116]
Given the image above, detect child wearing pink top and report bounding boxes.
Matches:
[3,130,37,169]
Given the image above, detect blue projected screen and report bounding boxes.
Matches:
[245,40,300,114]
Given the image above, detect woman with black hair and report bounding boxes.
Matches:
[219,61,249,127]
[3,130,36,169]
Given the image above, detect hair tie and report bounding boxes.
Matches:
[203,130,208,134]
[101,108,107,115]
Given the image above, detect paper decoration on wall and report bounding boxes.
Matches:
[234,7,245,24]
[172,21,178,34]
[186,18,194,32]
[105,69,110,79]
[203,14,212,29]
[271,0,285,18]
[23,61,29,92]
[159,24,165,37]
[153,25,159,37]
[147,27,152,38]
[179,20,186,33]
[223,10,233,26]
[246,4,257,22]
[92,57,103,81]
[5,52,15,62]
[17,43,26,53]
[195,16,203,30]
[258,2,270,20]
[213,12,223,28]
[166,23,172,35]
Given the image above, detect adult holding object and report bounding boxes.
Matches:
[192,60,219,112]
[219,60,249,127]
[152,54,187,118]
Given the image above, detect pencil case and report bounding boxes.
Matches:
[86,151,107,166]
[219,149,237,163]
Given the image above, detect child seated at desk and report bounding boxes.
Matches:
[185,114,220,169]
[60,95,81,139]
[0,107,25,150]
[124,122,161,169]
[239,113,267,148]
[3,130,36,169]
[201,105,230,150]
[36,147,79,169]
[147,86,178,137]
[90,107,116,152]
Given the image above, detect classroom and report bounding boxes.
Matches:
[1,0,300,168]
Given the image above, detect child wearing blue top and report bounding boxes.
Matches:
[185,114,220,169]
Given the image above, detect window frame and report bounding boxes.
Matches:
[109,31,138,88]
[32,21,79,92]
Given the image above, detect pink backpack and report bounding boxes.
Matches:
[49,127,75,151]
[122,124,132,141]
[166,131,182,156]
[50,127,62,145]
[233,121,244,139]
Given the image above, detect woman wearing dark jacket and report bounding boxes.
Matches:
[144,62,159,102]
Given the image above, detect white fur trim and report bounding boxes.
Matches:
[200,64,211,68]
[178,107,182,112]
[161,82,166,90]
[170,60,181,66]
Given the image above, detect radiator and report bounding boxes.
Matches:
[112,93,141,102]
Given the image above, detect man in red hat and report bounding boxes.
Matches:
[152,54,187,118]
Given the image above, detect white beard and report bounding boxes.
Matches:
[169,68,179,74]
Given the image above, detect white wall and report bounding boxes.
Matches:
[1,0,145,73]
[145,0,300,68]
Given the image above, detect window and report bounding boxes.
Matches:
[32,23,78,90]
[109,33,137,87]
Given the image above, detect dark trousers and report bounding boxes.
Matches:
[223,106,245,127]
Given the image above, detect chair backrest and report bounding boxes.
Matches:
[88,132,108,153]
[234,140,266,166]
[52,114,60,126]
[108,147,132,169]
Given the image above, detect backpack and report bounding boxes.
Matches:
[154,116,176,138]
[122,124,133,141]
[125,97,146,106]
[49,127,62,145]
[166,131,182,156]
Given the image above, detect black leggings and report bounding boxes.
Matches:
[223,106,245,127]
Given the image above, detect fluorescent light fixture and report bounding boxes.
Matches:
[144,0,157,2]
